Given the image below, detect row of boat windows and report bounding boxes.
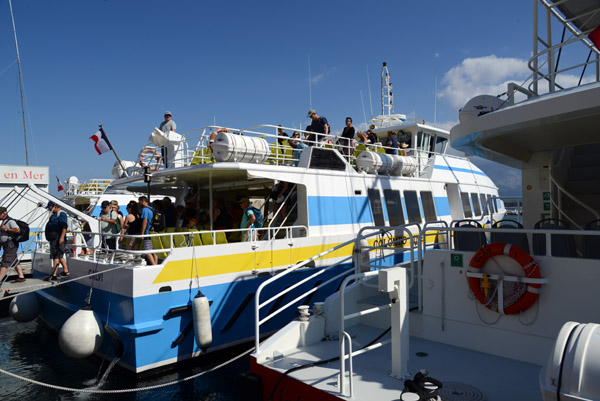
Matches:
[461,192,498,218]
[367,188,436,226]
[367,189,497,226]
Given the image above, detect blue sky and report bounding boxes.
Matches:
[0,0,555,196]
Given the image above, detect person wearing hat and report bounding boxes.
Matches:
[100,200,119,250]
[239,198,256,242]
[159,111,177,168]
[306,109,329,145]
[159,111,177,135]
[0,206,26,283]
[44,202,69,281]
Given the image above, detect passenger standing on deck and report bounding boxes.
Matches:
[162,197,176,228]
[123,201,142,250]
[239,198,256,242]
[111,200,124,233]
[139,196,157,265]
[339,117,355,157]
[307,110,329,145]
[159,111,176,167]
[44,202,69,281]
[0,207,26,283]
[277,125,289,146]
[100,200,119,250]
[159,111,176,135]
[385,131,399,155]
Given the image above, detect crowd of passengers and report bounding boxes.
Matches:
[273,110,410,160]
[80,194,271,266]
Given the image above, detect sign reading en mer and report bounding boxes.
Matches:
[0,165,49,185]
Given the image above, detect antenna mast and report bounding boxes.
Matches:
[9,0,29,166]
[381,62,394,119]
[308,56,312,109]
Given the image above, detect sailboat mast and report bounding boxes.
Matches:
[8,0,29,166]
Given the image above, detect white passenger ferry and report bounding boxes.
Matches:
[248,2,600,400]
[5,66,503,374]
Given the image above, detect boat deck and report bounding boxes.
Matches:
[261,323,542,401]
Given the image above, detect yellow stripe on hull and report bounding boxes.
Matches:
[152,241,355,284]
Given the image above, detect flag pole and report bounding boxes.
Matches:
[99,125,128,177]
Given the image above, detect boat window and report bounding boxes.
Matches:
[471,193,482,216]
[368,188,386,226]
[383,189,405,226]
[404,190,422,223]
[480,194,488,215]
[492,197,498,213]
[416,131,431,152]
[420,191,437,222]
[434,137,448,154]
[460,192,473,218]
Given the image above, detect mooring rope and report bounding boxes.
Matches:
[0,346,254,394]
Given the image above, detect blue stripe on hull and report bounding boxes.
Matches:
[37,264,352,372]
[434,165,487,176]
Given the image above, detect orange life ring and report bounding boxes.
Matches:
[468,242,541,314]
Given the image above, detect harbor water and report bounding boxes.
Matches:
[0,317,248,400]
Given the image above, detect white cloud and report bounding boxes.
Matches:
[311,73,324,84]
[434,52,440,58]
[438,55,530,111]
[438,55,595,112]
[309,67,337,85]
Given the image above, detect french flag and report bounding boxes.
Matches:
[90,127,113,155]
[56,176,65,192]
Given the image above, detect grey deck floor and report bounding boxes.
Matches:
[263,324,542,401]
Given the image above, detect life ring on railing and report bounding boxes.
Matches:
[468,242,541,315]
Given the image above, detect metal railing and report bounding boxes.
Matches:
[116,123,468,180]
[69,224,310,259]
[529,0,600,96]
[550,174,599,230]
[254,229,394,354]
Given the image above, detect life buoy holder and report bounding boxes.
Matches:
[467,242,542,315]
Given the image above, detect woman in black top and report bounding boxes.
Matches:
[124,201,142,250]
[339,117,355,157]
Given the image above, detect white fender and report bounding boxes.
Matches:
[9,292,40,322]
[58,305,104,358]
[192,292,212,351]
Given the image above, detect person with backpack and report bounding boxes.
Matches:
[44,202,69,281]
[100,200,119,250]
[0,206,26,283]
[239,198,264,242]
[138,196,157,265]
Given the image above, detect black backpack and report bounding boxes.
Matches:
[9,218,30,243]
[151,210,165,232]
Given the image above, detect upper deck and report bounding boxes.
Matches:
[451,0,600,168]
